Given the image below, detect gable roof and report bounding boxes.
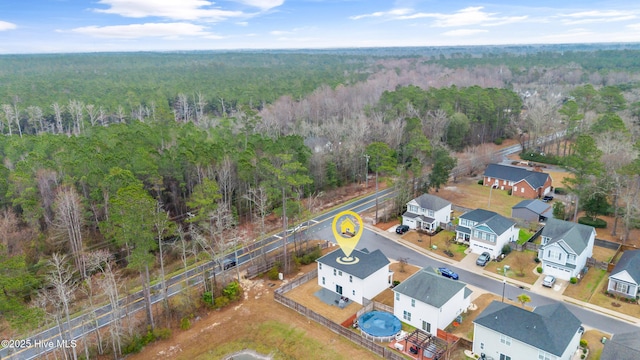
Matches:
[474,301,581,356]
[611,250,640,284]
[601,330,640,360]
[541,218,595,255]
[410,194,452,212]
[513,199,552,215]
[460,209,516,235]
[317,248,390,279]
[484,163,550,189]
[393,267,468,308]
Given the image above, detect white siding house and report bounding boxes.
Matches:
[455,209,519,258]
[393,268,471,335]
[473,301,583,360]
[317,248,392,305]
[402,194,452,232]
[537,218,596,281]
[607,250,640,300]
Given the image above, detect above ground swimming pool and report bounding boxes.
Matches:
[357,311,402,338]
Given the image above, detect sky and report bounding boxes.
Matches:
[1,0,640,54]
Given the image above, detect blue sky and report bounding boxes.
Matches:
[1,0,640,54]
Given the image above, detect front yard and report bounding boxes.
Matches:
[484,250,540,285]
[401,230,468,261]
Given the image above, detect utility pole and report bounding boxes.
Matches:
[364,154,370,188]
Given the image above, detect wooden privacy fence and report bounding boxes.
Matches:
[274,272,406,360]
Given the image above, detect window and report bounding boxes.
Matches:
[319,263,322,270]
[567,254,576,263]
[395,293,400,301]
[547,250,562,261]
[349,275,353,283]
[500,335,511,346]
[411,299,415,307]
[322,277,325,285]
[352,290,355,296]
[500,355,511,360]
[481,232,487,240]
[538,351,556,360]
[480,343,484,350]
[514,186,517,192]
[403,311,411,321]
[428,210,434,217]
[422,321,431,332]
[474,230,480,238]
[490,235,495,243]
[616,282,630,294]
[338,271,342,276]
[409,205,418,213]
[521,187,524,193]
[333,269,336,276]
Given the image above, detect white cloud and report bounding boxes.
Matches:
[0,20,17,31]
[559,10,637,25]
[235,0,284,11]
[93,0,245,21]
[442,29,488,37]
[270,30,292,35]
[628,23,640,30]
[68,22,212,39]
[351,6,527,28]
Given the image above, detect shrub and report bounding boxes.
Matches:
[501,244,512,255]
[393,280,401,287]
[267,265,280,280]
[580,339,588,348]
[537,266,543,274]
[153,327,172,341]
[534,257,540,263]
[554,187,567,195]
[477,179,484,185]
[180,316,192,331]
[222,281,242,301]
[494,137,503,145]
[202,291,213,305]
[570,277,578,284]
[299,247,323,265]
[507,189,512,195]
[214,296,230,309]
[520,151,562,165]
[578,217,607,228]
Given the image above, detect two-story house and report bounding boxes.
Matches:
[456,209,519,257]
[483,163,553,199]
[316,248,392,305]
[607,250,640,300]
[537,218,596,281]
[601,330,640,360]
[393,267,471,336]
[473,301,583,360]
[402,194,452,232]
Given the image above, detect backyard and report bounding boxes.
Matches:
[437,177,527,218]
[401,230,468,262]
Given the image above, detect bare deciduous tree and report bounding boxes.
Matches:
[53,185,86,279]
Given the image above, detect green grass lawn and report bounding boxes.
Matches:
[517,229,534,245]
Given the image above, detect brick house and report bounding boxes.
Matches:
[483,164,552,199]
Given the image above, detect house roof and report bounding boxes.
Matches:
[317,248,390,279]
[474,301,581,356]
[393,267,468,308]
[611,250,640,284]
[601,330,640,360]
[541,218,595,255]
[513,199,552,215]
[411,194,452,212]
[460,209,516,235]
[484,163,550,189]
[402,212,436,224]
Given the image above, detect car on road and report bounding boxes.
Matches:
[542,275,556,288]
[476,252,491,266]
[395,225,410,234]
[542,195,554,202]
[438,267,459,280]
[222,259,237,270]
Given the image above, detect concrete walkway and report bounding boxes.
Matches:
[365,223,639,328]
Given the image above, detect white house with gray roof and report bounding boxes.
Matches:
[600,330,640,360]
[393,267,471,336]
[316,248,392,305]
[402,194,452,232]
[607,250,640,299]
[537,218,595,281]
[456,209,519,258]
[473,301,583,360]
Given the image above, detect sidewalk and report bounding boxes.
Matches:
[365,223,639,328]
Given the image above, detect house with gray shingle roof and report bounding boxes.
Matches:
[317,248,392,305]
[483,163,553,199]
[511,199,553,223]
[393,267,471,336]
[537,218,595,281]
[402,194,452,232]
[607,250,640,299]
[456,209,519,257]
[600,330,640,360]
[473,301,583,360]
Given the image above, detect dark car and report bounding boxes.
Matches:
[222,259,237,270]
[476,252,491,266]
[438,267,459,280]
[395,225,410,234]
[542,195,554,202]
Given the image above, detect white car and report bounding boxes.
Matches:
[542,275,556,288]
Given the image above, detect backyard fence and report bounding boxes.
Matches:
[274,272,407,360]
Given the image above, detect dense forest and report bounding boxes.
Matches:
[1,45,640,359]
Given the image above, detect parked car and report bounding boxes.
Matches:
[542,195,554,202]
[476,252,491,266]
[438,267,459,280]
[395,225,410,234]
[222,258,237,270]
[542,275,556,288]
